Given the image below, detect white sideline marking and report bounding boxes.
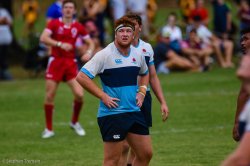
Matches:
[151,125,230,135]
[164,90,237,97]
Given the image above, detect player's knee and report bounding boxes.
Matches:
[74,92,83,101]
[45,93,55,103]
[103,157,120,166]
[144,148,153,161]
[122,141,130,154]
[137,148,153,162]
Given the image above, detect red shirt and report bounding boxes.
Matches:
[46,18,89,58]
[190,7,208,21]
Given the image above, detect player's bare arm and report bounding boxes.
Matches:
[76,72,120,109]
[40,29,73,51]
[221,132,250,166]
[233,85,249,141]
[149,65,169,121]
[81,37,95,62]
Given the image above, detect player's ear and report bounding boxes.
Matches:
[139,26,142,32]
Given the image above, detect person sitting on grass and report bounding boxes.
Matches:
[181,28,213,71]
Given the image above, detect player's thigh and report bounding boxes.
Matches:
[126,133,152,159]
[103,141,124,164]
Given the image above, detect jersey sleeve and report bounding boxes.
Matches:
[147,44,154,66]
[80,51,105,79]
[79,24,90,40]
[139,53,148,76]
[45,19,56,34]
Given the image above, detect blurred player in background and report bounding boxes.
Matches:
[40,0,95,138]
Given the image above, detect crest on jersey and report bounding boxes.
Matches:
[131,57,137,64]
[58,27,64,34]
[71,28,78,38]
[142,48,150,56]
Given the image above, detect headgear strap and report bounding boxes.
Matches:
[115,24,134,32]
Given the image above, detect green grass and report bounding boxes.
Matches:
[0,67,240,166]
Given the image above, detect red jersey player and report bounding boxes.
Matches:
[40,0,95,138]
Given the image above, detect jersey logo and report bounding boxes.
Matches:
[71,28,78,38]
[142,48,150,56]
[115,59,122,64]
[113,135,120,139]
[131,57,137,64]
[58,27,64,34]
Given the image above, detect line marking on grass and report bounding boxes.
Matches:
[151,125,231,134]
[165,90,238,97]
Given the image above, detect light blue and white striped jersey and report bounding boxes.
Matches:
[81,42,148,117]
[133,39,154,91]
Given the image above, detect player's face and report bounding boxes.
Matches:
[241,33,250,54]
[62,3,76,19]
[131,19,141,37]
[115,27,134,47]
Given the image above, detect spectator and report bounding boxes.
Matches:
[178,0,196,24]
[46,0,64,23]
[0,2,13,80]
[147,0,157,33]
[79,0,107,46]
[110,0,126,20]
[154,30,196,73]
[190,0,209,26]
[211,0,232,39]
[181,28,212,71]
[127,0,149,40]
[21,0,39,36]
[161,12,183,54]
[190,15,234,68]
[238,0,250,32]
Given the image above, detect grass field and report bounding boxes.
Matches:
[0,67,240,166]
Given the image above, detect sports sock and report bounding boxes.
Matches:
[71,100,83,124]
[44,104,54,131]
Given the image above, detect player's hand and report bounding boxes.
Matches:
[101,93,120,109]
[161,103,169,122]
[136,93,145,107]
[232,123,240,142]
[61,43,73,51]
[81,53,92,63]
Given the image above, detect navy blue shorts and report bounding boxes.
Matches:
[97,111,149,142]
[141,91,152,127]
